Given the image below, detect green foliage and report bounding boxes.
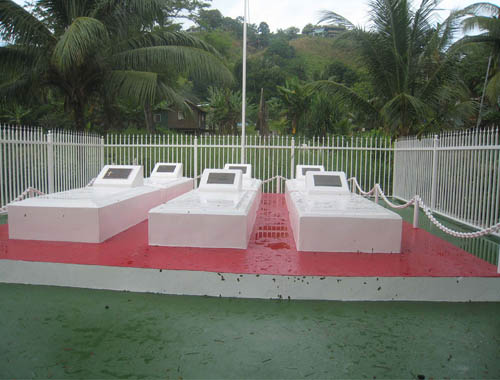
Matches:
[457,3,500,107]
[206,86,241,134]
[0,0,231,131]
[309,0,476,137]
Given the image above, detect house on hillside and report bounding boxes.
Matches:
[308,25,348,38]
[153,101,207,133]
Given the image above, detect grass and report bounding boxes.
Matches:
[1,283,499,379]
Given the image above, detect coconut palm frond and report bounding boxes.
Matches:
[157,82,189,111]
[485,71,500,103]
[118,30,222,58]
[380,92,430,132]
[0,0,54,44]
[317,10,354,28]
[462,15,499,34]
[309,80,380,121]
[107,70,158,104]
[460,2,500,17]
[112,46,232,85]
[52,17,109,72]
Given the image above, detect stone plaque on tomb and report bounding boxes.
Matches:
[156,165,177,173]
[103,168,132,179]
[302,167,321,176]
[207,172,236,185]
[313,174,342,187]
[228,165,248,174]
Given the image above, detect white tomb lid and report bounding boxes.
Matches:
[305,171,350,194]
[223,163,252,179]
[92,165,144,188]
[150,162,183,180]
[198,169,242,192]
[295,165,324,180]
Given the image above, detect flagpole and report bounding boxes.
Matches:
[241,0,247,163]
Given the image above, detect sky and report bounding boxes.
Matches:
[9,0,482,33]
[206,0,480,32]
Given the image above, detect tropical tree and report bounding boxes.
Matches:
[276,78,312,134]
[0,0,232,130]
[206,86,241,134]
[457,3,500,117]
[311,0,475,136]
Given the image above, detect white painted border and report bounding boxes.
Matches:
[1,260,499,302]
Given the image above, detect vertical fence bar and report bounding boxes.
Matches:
[430,135,439,210]
[194,136,198,188]
[47,130,54,194]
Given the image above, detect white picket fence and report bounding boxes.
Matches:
[1,124,499,235]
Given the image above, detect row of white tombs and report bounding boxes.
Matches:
[7,163,402,253]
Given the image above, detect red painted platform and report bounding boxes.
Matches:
[0,194,498,278]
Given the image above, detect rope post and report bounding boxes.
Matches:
[374,184,379,204]
[276,176,281,194]
[351,180,355,194]
[290,137,295,179]
[413,197,419,229]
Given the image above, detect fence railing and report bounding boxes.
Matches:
[105,134,394,193]
[393,128,500,232]
[1,124,499,237]
[0,126,103,209]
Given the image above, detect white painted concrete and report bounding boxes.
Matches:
[144,163,194,203]
[93,165,144,188]
[285,171,402,253]
[148,169,260,249]
[1,259,499,301]
[7,165,168,243]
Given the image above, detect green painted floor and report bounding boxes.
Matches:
[1,284,499,379]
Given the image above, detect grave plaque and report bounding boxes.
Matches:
[103,168,132,179]
[207,172,236,185]
[313,175,342,187]
[156,165,177,173]
[302,167,321,176]
[228,165,248,174]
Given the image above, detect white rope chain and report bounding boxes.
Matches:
[348,178,500,239]
[0,187,46,214]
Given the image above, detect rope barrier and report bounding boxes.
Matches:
[348,178,500,239]
[0,187,45,214]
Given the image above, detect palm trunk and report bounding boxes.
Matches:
[144,100,155,133]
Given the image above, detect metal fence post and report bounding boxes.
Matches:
[100,136,105,169]
[194,136,198,189]
[290,137,295,179]
[430,135,439,210]
[47,130,54,193]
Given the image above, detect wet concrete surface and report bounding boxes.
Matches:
[1,283,499,379]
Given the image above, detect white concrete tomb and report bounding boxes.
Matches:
[285,171,402,253]
[8,165,164,243]
[149,168,260,249]
[144,163,194,203]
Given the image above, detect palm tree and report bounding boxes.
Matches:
[311,0,474,136]
[457,3,500,119]
[276,79,312,134]
[0,0,232,130]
